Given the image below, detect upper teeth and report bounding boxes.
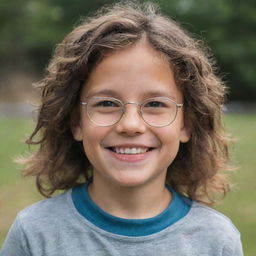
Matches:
[113,147,148,154]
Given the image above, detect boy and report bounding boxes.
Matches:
[1,2,243,255]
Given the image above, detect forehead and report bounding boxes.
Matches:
[81,42,182,101]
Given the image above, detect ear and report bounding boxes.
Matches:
[179,121,191,143]
[70,107,83,141]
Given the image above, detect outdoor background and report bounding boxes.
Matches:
[0,0,255,255]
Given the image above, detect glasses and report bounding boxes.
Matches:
[80,97,183,127]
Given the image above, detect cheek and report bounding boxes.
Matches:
[81,124,108,155]
[157,127,182,160]
[157,126,181,144]
[81,130,102,169]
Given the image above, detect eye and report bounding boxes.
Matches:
[144,100,166,108]
[95,100,119,107]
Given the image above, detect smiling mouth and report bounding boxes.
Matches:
[107,147,155,155]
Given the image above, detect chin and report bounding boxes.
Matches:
[111,174,153,189]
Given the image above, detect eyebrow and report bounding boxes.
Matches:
[85,89,120,98]
[141,90,177,100]
[85,88,177,101]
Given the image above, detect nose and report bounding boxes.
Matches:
[115,103,147,136]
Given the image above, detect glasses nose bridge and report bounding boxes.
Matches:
[123,101,140,106]
[120,101,144,121]
[116,101,146,130]
[122,101,142,114]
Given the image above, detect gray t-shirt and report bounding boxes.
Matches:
[0,188,243,256]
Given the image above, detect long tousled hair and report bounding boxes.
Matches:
[18,1,233,205]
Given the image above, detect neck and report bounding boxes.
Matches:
[88,178,172,219]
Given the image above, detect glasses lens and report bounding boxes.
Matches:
[141,98,177,127]
[87,97,123,126]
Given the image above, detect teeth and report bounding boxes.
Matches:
[113,147,148,154]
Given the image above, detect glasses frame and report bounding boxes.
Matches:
[80,96,183,128]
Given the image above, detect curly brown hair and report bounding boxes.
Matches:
[18,1,233,205]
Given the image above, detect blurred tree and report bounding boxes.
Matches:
[0,0,255,101]
[0,0,28,70]
[159,0,256,101]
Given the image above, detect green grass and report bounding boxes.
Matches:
[0,114,256,255]
[0,118,33,183]
[215,114,256,255]
[0,118,43,245]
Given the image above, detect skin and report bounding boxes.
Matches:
[72,40,190,219]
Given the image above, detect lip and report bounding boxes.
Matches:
[104,146,156,163]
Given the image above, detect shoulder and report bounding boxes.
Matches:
[190,201,240,234]
[166,201,243,255]
[186,201,241,253]
[17,190,73,229]
[1,190,75,255]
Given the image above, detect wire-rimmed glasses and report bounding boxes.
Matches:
[80,97,183,127]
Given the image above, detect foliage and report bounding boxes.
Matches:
[0,0,255,100]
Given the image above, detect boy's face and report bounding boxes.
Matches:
[72,41,190,189]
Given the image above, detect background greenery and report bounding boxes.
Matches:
[0,0,256,101]
[0,115,256,255]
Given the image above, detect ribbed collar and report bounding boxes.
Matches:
[72,180,191,236]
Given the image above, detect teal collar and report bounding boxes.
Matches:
[72,180,191,237]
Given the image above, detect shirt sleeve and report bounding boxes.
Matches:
[0,215,31,256]
[222,233,244,256]
[232,234,244,256]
